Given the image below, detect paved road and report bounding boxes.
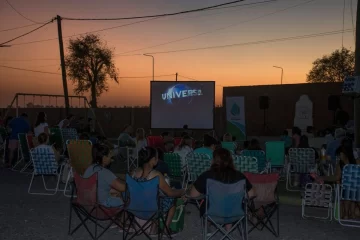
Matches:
[0,168,358,240]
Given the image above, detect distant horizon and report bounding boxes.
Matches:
[0,0,356,107]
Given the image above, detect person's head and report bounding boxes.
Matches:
[179,135,192,149]
[249,138,261,150]
[161,131,169,138]
[35,112,47,127]
[38,133,49,145]
[164,139,175,152]
[223,133,232,142]
[181,131,189,138]
[21,113,28,118]
[298,135,309,148]
[66,114,75,121]
[203,134,217,150]
[136,128,145,141]
[138,147,158,168]
[122,124,133,134]
[292,127,301,136]
[211,148,236,181]
[183,124,188,130]
[243,141,250,149]
[283,130,288,136]
[307,126,313,134]
[79,132,90,140]
[92,144,113,167]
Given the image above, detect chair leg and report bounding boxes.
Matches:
[68,205,73,235]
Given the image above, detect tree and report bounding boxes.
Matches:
[66,34,118,108]
[306,47,355,83]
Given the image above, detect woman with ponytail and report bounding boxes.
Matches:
[189,148,255,218]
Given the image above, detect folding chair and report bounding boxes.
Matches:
[185,152,211,187]
[13,133,32,172]
[123,174,172,240]
[146,136,164,149]
[68,172,125,239]
[203,179,248,240]
[241,150,268,173]
[286,148,316,191]
[244,172,280,237]
[0,127,7,159]
[221,142,236,153]
[28,146,65,195]
[335,164,360,228]
[65,140,93,197]
[233,155,258,173]
[164,152,186,187]
[61,128,78,152]
[302,183,333,220]
[265,141,285,174]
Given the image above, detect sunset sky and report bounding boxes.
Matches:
[0,0,356,107]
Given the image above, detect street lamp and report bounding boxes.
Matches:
[143,54,154,81]
[273,66,283,85]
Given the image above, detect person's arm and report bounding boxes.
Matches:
[322,163,341,183]
[155,172,185,197]
[110,178,126,192]
[44,126,49,135]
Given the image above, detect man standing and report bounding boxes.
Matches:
[7,113,30,167]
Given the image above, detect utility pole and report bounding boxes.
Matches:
[57,15,70,115]
[176,72,178,81]
[354,2,360,147]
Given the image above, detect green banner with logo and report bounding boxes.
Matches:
[226,97,246,141]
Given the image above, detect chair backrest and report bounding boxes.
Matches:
[288,148,315,164]
[233,155,258,173]
[341,164,360,202]
[146,136,163,149]
[174,137,182,146]
[26,134,35,149]
[31,146,58,175]
[49,128,64,149]
[265,141,285,167]
[186,152,211,179]
[125,174,159,220]
[61,128,78,143]
[244,172,279,203]
[73,172,97,207]
[206,179,246,224]
[164,152,182,177]
[303,183,332,208]
[18,133,31,161]
[67,140,93,175]
[241,150,266,172]
[221,142,236,152]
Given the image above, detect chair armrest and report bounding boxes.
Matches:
[185,194,205,201]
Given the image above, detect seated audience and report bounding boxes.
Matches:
[189,148,255,230]
[132,147,185,234]
[34,112,49,137]
[292,127,301,148]
[36,133,61,163]
[298,135,319,159]
[174,135,193,167]
[280,130,292,150]
[118,124,135,147]
[248,138,262,150]
[326,129,346,164]
[135,128,147,153]
[154,148,170,176]
[164,137,175,153]
[193,134,217,159]
[58,114,75,128]
[83,144,126,207]
[222,133,232,142]
[305,126,315,138]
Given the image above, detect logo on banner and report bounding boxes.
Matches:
[230,103,240,116]
[162,84,203,104]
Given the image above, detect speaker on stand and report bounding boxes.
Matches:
[259,96,272,134]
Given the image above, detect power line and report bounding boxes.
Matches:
[0,23,40,33]
[7,1,269,47]
[350,0,356,42]
[5,0,43,24]
[116,0,315,55]
[178,74,198,81]
[0,58,58,62]
[0,65,61,75]
[0,19,55,46]
[61,0,245,21]
[138,29,353,55]
[119,74,174,79]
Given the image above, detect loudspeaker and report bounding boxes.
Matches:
[259,96,269,110]
[328,95,340,111]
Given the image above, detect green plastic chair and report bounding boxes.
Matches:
[164,152,182,178]
[265,141,285,168]
[221,142,236,153]
[241,150,266,172]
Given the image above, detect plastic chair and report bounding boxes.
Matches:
[265,141,285,170]
[28,146,65,195]
[241,150,267,173]
[286,148,316,191]
[68,172,125,239]
[302,183,333,220]
[244,172,279,237]
[335,164,360,228]
[221,142,236,153]
[164,152,186,187]
[185,152,211,185]
[123,174,172,240]
[233,155,258,173]
[203,179,248,240]
[146,136,164,149]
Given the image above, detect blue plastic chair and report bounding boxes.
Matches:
[241,150,266,172]
[204,179,247,240]
[124,175,172,240]
[336,164,360,228]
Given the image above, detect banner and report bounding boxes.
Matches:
[226,97,246,141]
